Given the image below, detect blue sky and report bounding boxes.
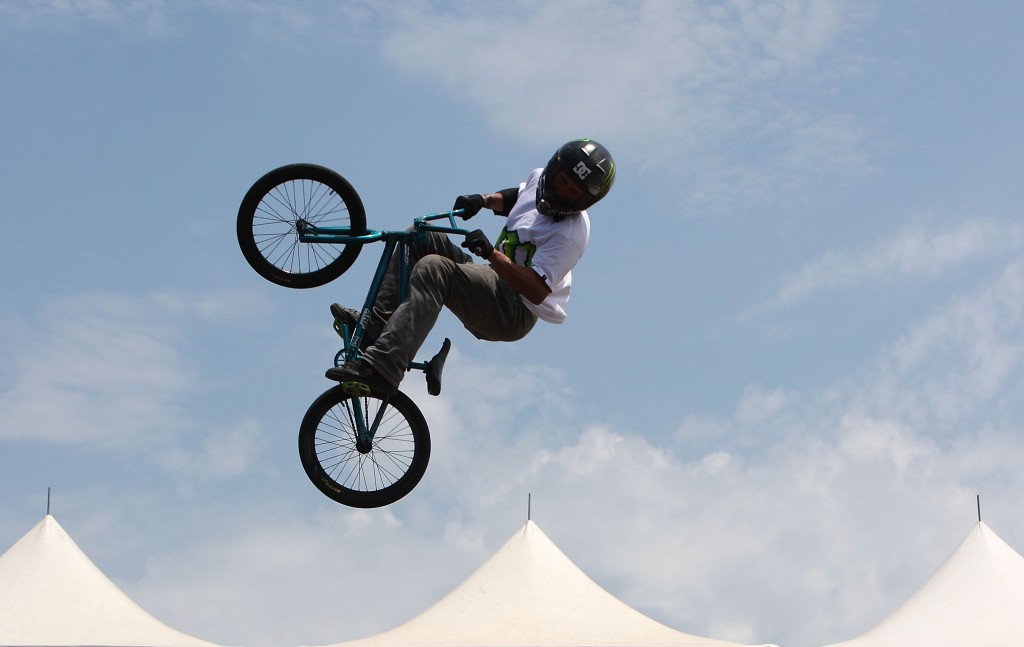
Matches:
[2,2,1023,646]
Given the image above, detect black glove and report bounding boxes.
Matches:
[461,229,494,259]
[453,194,484,220]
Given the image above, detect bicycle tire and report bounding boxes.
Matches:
[298,386,430,508]
[237,163,367,289]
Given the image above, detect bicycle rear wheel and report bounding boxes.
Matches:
[298,386,430,508]
[237,163,367,288]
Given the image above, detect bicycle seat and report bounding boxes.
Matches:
[424,338,451,396]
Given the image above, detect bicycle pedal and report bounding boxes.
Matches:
[425,338,451,396]
[340,381,373,398]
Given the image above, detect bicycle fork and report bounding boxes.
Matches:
[334,320,388,454]
[350,396,388,455]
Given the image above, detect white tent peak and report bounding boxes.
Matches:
[0,513,226,647]
[319,519,776,647]
[823,521,1024,647]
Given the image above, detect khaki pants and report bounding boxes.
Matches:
[361,231,537,387]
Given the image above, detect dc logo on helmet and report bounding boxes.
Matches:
[573,161,592,182]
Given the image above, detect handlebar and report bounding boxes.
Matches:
[415,209,474,235]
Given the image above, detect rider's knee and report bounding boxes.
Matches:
[412,254,457,285]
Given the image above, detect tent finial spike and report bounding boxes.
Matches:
[528,493,531,521]
[47,487,52,515]
[977,494,982,523]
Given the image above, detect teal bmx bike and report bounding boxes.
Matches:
[237,163,471,508]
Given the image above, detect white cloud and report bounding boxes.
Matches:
[0,0,173,33]
[36,272,1024,647]
[0,292,195,445]
[631,255,1024,641]
[758,218,1024,311]
[197,419,1021,645]
[0,289,274,447]
[736,384,798,425]
[836,413,935,473]
[157,419,269,483]
[153,288,276,323]
[1,0,881,212]
[836,257,1024,436]
[0,0,348,38]
[369,0,879,203]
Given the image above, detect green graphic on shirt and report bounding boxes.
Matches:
[496,228,537,267]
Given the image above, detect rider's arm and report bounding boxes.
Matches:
[486,249,551,305]
[482,188,520,217]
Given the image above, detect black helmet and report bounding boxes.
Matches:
[536,139,616,218]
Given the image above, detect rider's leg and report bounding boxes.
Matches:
[333,231,470,349]
[447,269,538,342]
[359,255,535,389]
[372,231,472,323]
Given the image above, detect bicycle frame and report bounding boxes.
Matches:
[296,210,470,448]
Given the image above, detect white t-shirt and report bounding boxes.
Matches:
[497,168,590,324]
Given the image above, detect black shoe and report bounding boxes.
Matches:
[326,359,398,397]
[330,304,379,349]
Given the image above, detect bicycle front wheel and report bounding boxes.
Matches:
[298,386,430,508]
[237,163,367,289]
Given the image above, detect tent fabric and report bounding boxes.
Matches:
[0,514,225,647]
[822,521,1024,647]
[318,520,775,647]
